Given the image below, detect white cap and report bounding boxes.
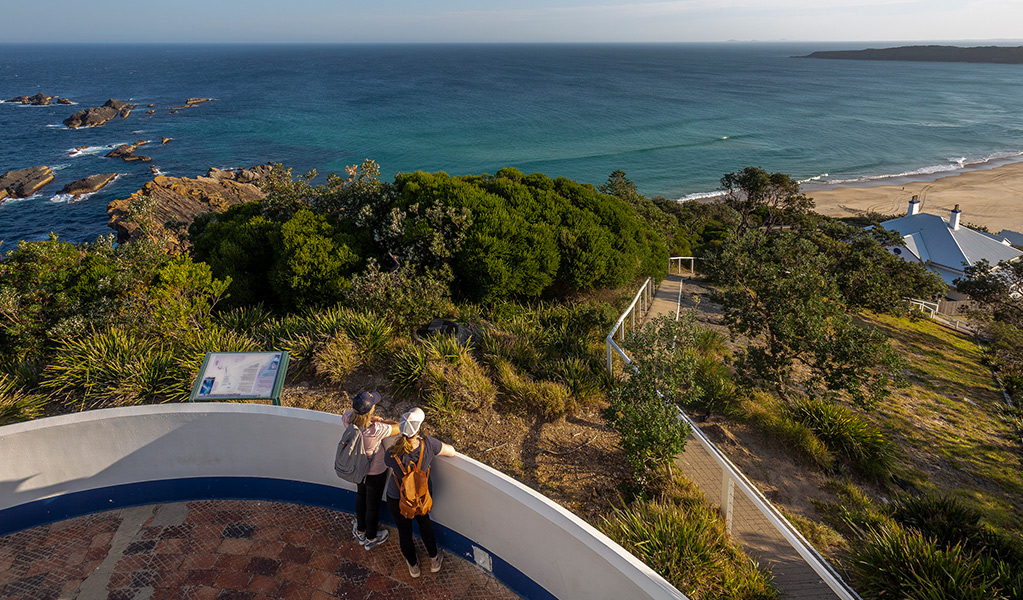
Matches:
[400,407,425,437]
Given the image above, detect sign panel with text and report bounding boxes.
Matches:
[188,351,289,405]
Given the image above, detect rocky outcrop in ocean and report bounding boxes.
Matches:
[63,99,136,129]
[0,166,55,203]
[170,98,215,110]
[106,165,273,250]
[6,93,72,105]
[60,174,118,196]
[106,140,152,162]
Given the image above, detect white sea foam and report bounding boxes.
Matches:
[798,173,830,183]
[49,193,82,204]
[67,144,121,158]
[820,152,1023,186]
[678,190,726,202]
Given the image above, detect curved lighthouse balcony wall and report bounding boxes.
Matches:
[0,403,687,600]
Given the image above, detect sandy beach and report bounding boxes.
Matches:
[805,161,1023,234]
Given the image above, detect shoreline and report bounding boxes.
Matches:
[802,160,1023,234]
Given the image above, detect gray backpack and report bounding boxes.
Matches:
[334,423,370,484]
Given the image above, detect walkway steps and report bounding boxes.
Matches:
[651,275,849,600]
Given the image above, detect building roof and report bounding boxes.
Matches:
[881,212,1022,284]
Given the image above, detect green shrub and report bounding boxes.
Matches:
[602,474,777,600]
[313,333,361,384]
[691,354,738,413]
[848,523,1003,600]
[345,261,454,328]
[789,396,893,478]
[0,375,47,425]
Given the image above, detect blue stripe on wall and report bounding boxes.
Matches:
[0,477,555,600]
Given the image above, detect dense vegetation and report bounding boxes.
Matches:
[1,161,1018,599]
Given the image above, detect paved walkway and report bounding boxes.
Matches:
[0,500,518,600]
[650,274,846,600]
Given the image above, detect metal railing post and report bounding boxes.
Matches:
[721,473,735,534]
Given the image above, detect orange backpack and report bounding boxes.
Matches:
[393,442,433,518]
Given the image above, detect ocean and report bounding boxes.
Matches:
[2,42,1022,245]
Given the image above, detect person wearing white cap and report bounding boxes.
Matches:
[342,391,399,550]
[384,407,456,578]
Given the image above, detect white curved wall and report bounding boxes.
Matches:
[0,404,686,600]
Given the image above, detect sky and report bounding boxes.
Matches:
[4,0,1023,44]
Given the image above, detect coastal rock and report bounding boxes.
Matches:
[60,173,117,196]
[106,165,271,250]
[106,140,151,162]
[63,98,137,129]
[169,97,215,110]
[0,166,55,202]
[6,93,72,106]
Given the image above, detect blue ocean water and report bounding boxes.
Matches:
[2,43,1022,245]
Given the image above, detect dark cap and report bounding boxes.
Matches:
[352,391,381,415]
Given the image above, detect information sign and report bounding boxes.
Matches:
[188,351,289,405]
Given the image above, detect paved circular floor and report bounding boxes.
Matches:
[0,500,521,600]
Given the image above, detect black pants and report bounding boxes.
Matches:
[356,471,388,538]
[386,496,437,567]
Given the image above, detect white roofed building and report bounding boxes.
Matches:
[880,198,1023,292]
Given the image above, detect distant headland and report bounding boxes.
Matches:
[797,45,1023,64]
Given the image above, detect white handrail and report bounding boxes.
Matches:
[668,256,699,275]
[607,276,862,600]
[676,409,862,600]
[906,297,976,333]
[606,278,654,373]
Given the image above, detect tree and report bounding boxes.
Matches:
[713,231,906,407]
[956,258,1023,394]
[720,166,814,237]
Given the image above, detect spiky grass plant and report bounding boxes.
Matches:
[789,396,893,479]
[0,375,47,426]
[339,310,393,368]
[167,325,261,401]
[492,357,571,419]
[44,328,176,409]
[391,343,428,400]
[215,303,272,334]
[848,523,1004,600]
[313,332,361,384]
[601,474,778,600]
[741,393,834,470]
[549,356,602,407]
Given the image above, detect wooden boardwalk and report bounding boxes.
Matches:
[649,274,848,600]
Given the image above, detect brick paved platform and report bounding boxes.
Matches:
[0,500,521,600]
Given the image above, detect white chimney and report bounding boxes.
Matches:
[907,196,921,216]
[950,204,962,230]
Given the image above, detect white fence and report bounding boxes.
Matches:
[605,277,654,373]
[907,297,976,333]
[668,256,700,275]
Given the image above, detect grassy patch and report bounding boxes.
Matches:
[856,312,1023,532]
